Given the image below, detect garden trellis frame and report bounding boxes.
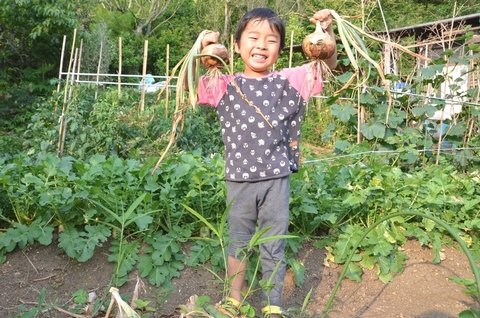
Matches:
[55,30,177,157]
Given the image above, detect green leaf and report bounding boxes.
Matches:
[72,289,88,304]
[378,271,393,284]
[345,262,362,283]
[459,308,480,318]
[335,225,363,263]
[135,214,153,231]
[337,71,355,84]
[289,259,306,287]
[137,255,153,277]
[390,251,408,274]
[360,253,376,270]
[430,232,442,264]
[360,121,385,140]
[148,265,169,286]
[331,103,357,123]
[373,238,393,256]
[376,255,391,275]
[58,225,111,262]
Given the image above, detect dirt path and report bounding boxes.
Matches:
[0,238,478,317]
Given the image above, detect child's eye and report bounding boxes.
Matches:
[249,37,257,40]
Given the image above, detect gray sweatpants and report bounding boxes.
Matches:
[226,176,290,307]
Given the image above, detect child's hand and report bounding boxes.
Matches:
[309,9,333,29]
[202,31,220,50]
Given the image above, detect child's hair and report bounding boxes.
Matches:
[234,8,286,53]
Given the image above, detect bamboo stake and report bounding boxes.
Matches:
[230,34,234,75]
[76,39,83,86]
[57,29,77,158]
[140,40,148,112]
[69,48,78,101]
[165,43,170,117]
[289,30,294,68]
[118,37,122,97]
[94,41,103,100]
[56,35,67,95]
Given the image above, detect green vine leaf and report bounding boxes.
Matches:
[331,103,356,123]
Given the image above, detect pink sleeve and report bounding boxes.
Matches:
[279,63,323,101]
[197,74,232,108]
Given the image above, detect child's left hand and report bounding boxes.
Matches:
[309,9,333,30]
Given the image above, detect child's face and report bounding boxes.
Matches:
[234,19,281,78]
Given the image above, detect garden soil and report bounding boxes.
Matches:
[0,235,478,318]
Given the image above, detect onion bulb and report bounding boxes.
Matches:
[200,44,229,69]
[302,21,336,60]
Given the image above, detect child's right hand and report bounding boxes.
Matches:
[202,31,220,50]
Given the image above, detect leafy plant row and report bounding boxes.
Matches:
[1,145,480,289]
[0,151,226,287]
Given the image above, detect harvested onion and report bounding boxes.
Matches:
[200,43,229,69]
[302,21,336,60]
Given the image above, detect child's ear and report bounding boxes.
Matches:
[234,41,240,54]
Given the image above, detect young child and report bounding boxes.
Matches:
[197,7,337,318]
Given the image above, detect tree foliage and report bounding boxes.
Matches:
[1,0,479,110]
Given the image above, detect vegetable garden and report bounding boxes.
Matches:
[1,3,480,318]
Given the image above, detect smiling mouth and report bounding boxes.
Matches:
[252,54,267,60]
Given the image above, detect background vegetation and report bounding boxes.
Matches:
[1,0,480,316]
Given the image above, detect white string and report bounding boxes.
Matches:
[302,147,480,164]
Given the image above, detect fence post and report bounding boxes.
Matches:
[140,40,149,112]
